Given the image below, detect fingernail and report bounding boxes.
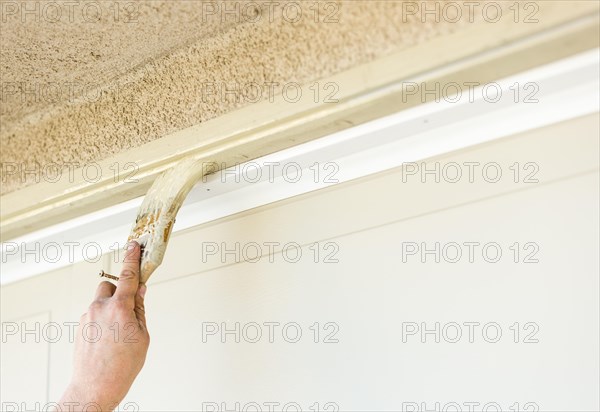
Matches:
[139,284,147,298]
[126,241,138,251]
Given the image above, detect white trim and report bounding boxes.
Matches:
[1,49,598,285]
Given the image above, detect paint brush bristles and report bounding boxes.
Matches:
[128,158,207,283]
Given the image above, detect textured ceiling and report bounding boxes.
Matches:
[1,1,241,129]
[0,0,559,194]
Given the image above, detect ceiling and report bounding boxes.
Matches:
[2,1,598,198]
[0,1,244,125]
[0,0,469,194]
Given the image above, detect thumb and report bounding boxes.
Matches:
[114,241,141,301]
[135,284,148,330]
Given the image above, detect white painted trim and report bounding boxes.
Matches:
[1,49,598,285]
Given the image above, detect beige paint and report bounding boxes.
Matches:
[1,115,598,409]
[128,158,207,283]
[1,0,475,194]
[1,1,598,240]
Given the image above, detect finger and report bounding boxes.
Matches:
[114,241,141,301]
[95,281,116,300]
[134,284,148,330]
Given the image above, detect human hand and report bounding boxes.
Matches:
[59,241,149,411]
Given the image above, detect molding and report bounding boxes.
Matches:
[1,49,599,285]
[1,4,599,240]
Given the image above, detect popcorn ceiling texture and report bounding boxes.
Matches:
[1,0,498,194]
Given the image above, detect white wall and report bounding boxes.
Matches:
[1,114,598,411]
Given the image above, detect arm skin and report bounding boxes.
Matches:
[58,241,150,411]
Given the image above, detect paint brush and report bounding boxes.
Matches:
[127,158,207,283]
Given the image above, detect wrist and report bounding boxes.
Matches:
[59,381,116,411]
